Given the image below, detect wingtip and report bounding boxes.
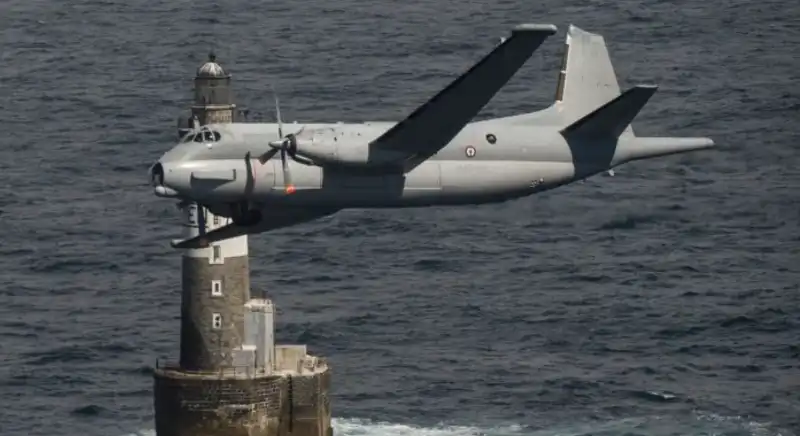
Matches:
[680,137,716,152]
[566,24,582,37]
[512,23,558,35]
[566,24,606,41]
[629,84,659,97]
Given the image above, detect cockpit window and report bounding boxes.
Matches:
[185,126,222,143]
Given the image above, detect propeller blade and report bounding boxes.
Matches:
[265,86,308,181]
[244,152,255,195]
[257,147,279,164]
[276,96,283,138]
[280,148,295,194]
[271,84,283,138]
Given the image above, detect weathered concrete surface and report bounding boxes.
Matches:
[153,362,332,436]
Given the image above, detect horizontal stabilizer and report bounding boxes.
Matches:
[620,136,715,163]
[560,84,658,140]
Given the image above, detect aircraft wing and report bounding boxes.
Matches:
[170,206,341,249]
[369,23,557,168]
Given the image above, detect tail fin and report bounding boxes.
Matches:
[554,25,637,138]
[549,25,715,165]
[560,85,657,139]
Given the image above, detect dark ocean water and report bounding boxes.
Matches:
[1,0,799,435]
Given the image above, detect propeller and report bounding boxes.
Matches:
[254,89,305,194]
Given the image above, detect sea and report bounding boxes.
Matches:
[1,0,798,435]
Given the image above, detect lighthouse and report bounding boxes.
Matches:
[153,53,333,436]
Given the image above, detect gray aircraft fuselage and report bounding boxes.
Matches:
[149,23,715,248]
[153,118,707,210]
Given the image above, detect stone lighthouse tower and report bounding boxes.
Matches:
[178,52,236,138]
[153,53,333,436]
[174,52,251,372]
[192,53,236,124]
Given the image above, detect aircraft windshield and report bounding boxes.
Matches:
[181,126,222,143]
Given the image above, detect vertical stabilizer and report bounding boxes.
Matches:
[555,25,634,137]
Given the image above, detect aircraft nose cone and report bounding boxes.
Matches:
[149,162,164,186]
[149,162,181,197]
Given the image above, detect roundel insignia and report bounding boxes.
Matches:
[465,145,476,158]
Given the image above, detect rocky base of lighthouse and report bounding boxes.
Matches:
[153,347,332,436]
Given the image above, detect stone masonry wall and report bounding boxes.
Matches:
[154,368,332,436]
[286,370,332,436]
[193,106,234,124]
[193,76,233,105]
[154,370,284,436]
[180,255,250,371]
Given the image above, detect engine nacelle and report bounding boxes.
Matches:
[293,139,407,168]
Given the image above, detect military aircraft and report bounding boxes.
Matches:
[148,23,714,249]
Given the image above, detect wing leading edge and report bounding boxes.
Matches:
[369,23,557,168]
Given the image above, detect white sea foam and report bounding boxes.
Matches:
[331,418,527,436]
[119,419,526,436]
[120,413,795,436]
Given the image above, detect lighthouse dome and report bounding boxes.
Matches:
[196,53,227,78]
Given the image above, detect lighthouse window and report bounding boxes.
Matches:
[212,313,222,330]
[209,244,224,264]
[211,279,223,296]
